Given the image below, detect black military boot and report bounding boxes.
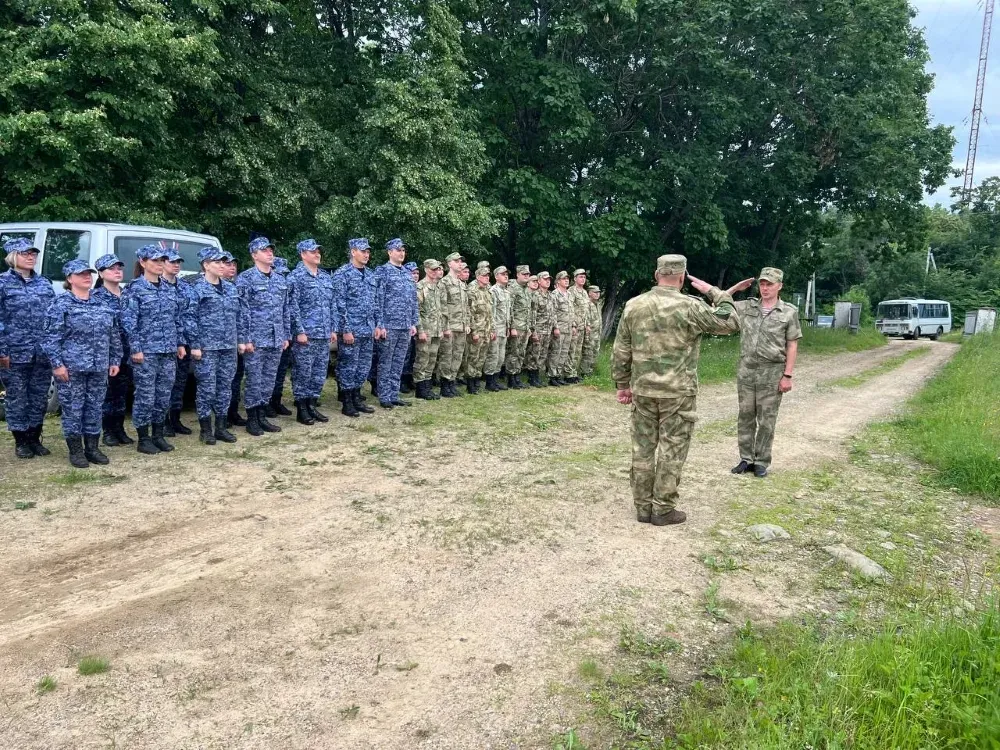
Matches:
[66,436,89,468]
[228,405,247,427]
[245,405,264,436]
[495,373,508,390]
[342,391,360,417]
[466,377,479,395]
[440,379,457,398]
[169,408,192,435]
[530,370,543,387]
[513,372,527,389]
[484,374,499,392]
[84,434,110,464]
[199,417,217,444]
[152,422,175,452]
[295,400,316,425]
[309,398,329,422]
[270,393,292,417]
[136,425,160,454]
[101,416,121,447]
[114,415,134,445]
[214,415,238,443]
[731,460,752,475]
[13,431,34,459]
[257,405,282,432]
[400,374,414,394]
[547,375,562,386]
[162,416,175,437]
[27,425,51,456]
[353,389,375,414]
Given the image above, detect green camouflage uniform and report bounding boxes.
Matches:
[436,271,469,380]
[567,284,590,377]
[460,263,490,378]
[484,282,512,375]
[503,279,532,375]
[735,297,801,470]
[414,277,443,382]
[613,280,740,515]
[526,288,554,371]
[465,282,493,378]
[580,296,602,376]
[547,287,573,377]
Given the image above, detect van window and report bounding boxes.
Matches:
[41,230,92,280]
[115,237,214,281]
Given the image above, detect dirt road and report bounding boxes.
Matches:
[0,340,956,749]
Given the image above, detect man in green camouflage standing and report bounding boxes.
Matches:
[436,251,470,398]
[464,266,494,394]
[502,264,532,389]
[524,274,550,387]
[579,284,603,378]
[414,259,445,400]
[547,270,573,386]
[564,268,590,383]
[613,255,741,525]
[484,266,513,391]
[727,267,801,478]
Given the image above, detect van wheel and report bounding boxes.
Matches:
[930,326,943,341]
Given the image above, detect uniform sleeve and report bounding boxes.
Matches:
[237,286,250,344]
[42,300,66,369]
[120,287,142,354]
[109,312,124,365]
[236,274,252,345]
[281,279,291,342]
[0,284,8,358]
[183,289,201,350]
[174,287,187,347]
[786,308,803,341]
[289,276,303,338]
[373,267,386,329]
[689,288,741,336]
[415,286,426,335]
[611,306,632,389]
[332,270,348,335]
[409,281,419,329]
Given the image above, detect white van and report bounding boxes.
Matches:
[0,222,224,290]
[875,298,951,340]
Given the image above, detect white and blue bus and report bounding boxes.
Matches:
[875,298,951,340]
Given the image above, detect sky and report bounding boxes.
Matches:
[914,0,998,206]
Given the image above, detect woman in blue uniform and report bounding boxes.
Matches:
[42,259,122,468]
[0,237,56,459]
[92,254,133,447]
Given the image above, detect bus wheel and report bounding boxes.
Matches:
[931,326,942,341]
[912,327,921,340]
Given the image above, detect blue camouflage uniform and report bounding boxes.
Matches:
[92,254,131,419]
[165,250,198,412]
[373,239,418,405]
[402,262,419,380]
[237,237,290,409]
[43,260,123,437]
[0,238,55,433]
[269,255,293,405]
[185,247,246,420]
[121,245,184,428]
[288,240,335,402]
[332,239,377,391]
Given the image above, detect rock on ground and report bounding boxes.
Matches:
[822,544,891,581]
[747,523,791,542]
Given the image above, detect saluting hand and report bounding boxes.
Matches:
[726,277,755,295]
[686,275,713,295]
[53,365,69,383]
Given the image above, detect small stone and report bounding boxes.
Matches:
[879,542,896,551]
[822,545,891,581]
[747,524,791,542]
[875,529,892,539]
[493,663,512,675]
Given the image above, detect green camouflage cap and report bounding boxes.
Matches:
[423,258,443,270]
[516,264,530,274]
[494,265,509,276]
[573,268,587,277]
[528,274,538,282]
[656,254,687,275]
[445,252,463,263]
[537,271,551,280]
[555,270,570,280]
[759,267,783,283]
[476,260,491,269]
[459,262,469,270]
[476,266,491,277]
[588,285,601,293]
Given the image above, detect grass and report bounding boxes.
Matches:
[826,345,930,388]
[77,655,110,676]
[36,675,57,694]
[896,332,1000,502]
[48,470,125,486]
[940,331,965,344]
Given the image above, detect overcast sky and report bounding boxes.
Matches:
[914,0,997,206]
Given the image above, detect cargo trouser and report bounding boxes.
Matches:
[546,331,571,377]
[3,356,51,432]
[503,331,529,374]
[132,352,176,427]
[56,371,107,437]
[436,330,466,380]
[630,394,697,515]
[737,361,785,470]
[413,336,441,382]
[484,334,508,376]
[194,349,238,419]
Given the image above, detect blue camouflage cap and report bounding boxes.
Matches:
[248,236,274,254]
[403,261,418,272]
[137,244,170,260]
[348,238,371,252]
[385,238,404,251]
[221,251,235,262]
[165,249,183,263]
[63,259,96,277]
[3,238,39,254]
[297,238,322,254]
[197,246,226,263]
[271,257,289,273]
[94,253,124,271]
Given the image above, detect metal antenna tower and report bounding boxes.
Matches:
[963,0,995,205]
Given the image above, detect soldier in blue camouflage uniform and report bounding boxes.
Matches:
[267,255,294,419]
[121,244,186,455]
[332,238,377,418]
[164,249,197,437]
[288,239,335,425]
[184,246,246,445]
[43,259,123,468]
[237,237,291,436]
[373,238,418,409]
[92,254,134,447]
[221,253,248,427]
[400,261,419,393]
[0,237,56,459]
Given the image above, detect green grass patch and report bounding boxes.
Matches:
[940,331,965,344]
[896,333,1000,502]
[826,345,930,388]
[77,655,110,675]
[36,675,57,694]
[48,470,125,487]
[669,602,1000,750]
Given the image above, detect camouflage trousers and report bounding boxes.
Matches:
[413,336,441,382]
[103,358,131,418]
[737,362,785,470]
[464,333,490,378]
[484,334,507,376]
[630,394,697,514]
[525,333,550,372]
[2,356,51,431]
[503,331,529,374]
[546,331,571,377]
[566,327,585,377]
[170,353,192,411]
[580,328,599,376]
[291,338,330,401]
[56,370,107,437]
[194,348,237,419]
[435,330,466,380]
[131,352,176,427]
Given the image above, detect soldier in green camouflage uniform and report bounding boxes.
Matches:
[580,284,603,377]
[436,251,470,398]
[414,259,444,400]
[547,270,573,385]
[523,274,548,387]
[484,266,513,391]
[502,264,532,389]
[612,255,741,525]
[464,266,494,394]
[728,267,801,478]
[564,268,590,383]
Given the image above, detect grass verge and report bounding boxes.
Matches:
[826,345,929,388]
[896,332,1000,502]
